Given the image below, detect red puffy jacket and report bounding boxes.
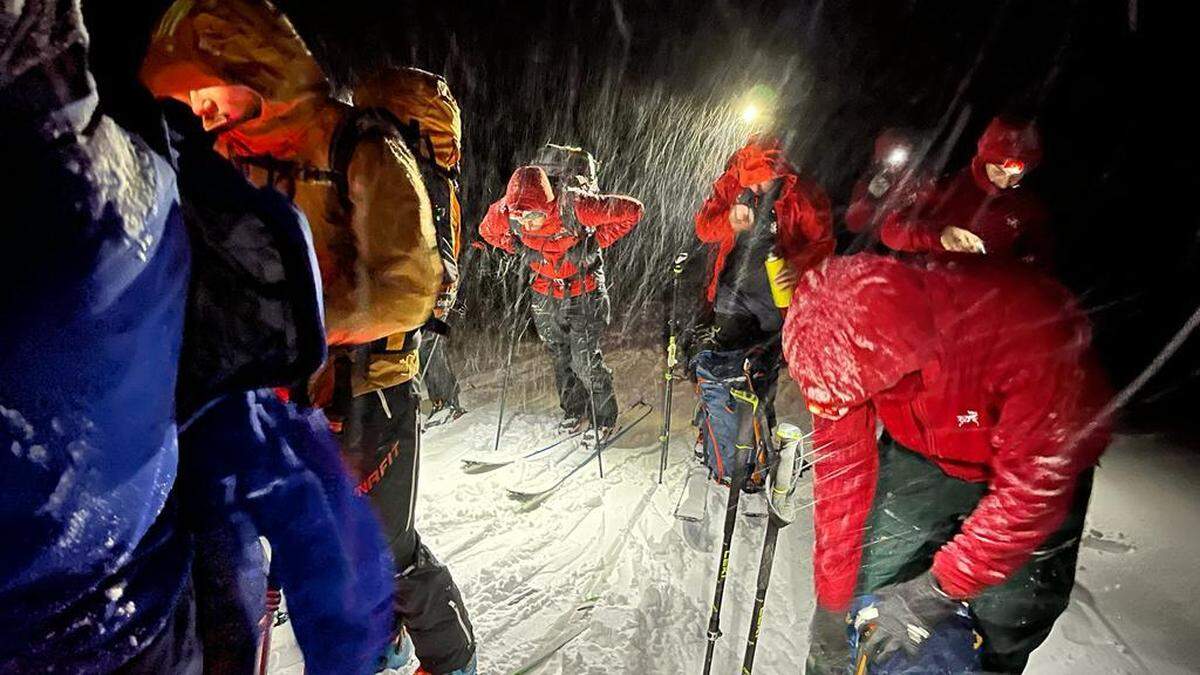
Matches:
[695,139,834,302]
[880,117,1053,266]
[783,255,1110,611]
[479,166,644,298]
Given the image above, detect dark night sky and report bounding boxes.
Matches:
[267,1,1194,430]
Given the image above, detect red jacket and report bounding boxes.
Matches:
[844,171,936,234]
[479,166,643,298]
[879,117,1053,265]
[695,140,834,302]
[878,163,1053,265]
[783,255,1110,611]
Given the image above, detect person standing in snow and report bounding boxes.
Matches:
[783,254,1111,673]
[878,116,1054,266]
[140,2,477,673]
[690,135,834,434]
[478,165,644,438]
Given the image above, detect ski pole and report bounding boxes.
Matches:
[702,388,758,675]
[492,288,527,455]
[657,251,688,484]
[741,406,782,674]
[257,569,282,675]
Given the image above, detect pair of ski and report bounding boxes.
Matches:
[686,400,787,675]
[460,401,653,499]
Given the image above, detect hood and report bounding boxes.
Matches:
[731,135,790,188]
[504,165,556,213]
[974,116,1043,170]
[140,0,328,109]
[783,255,937,418]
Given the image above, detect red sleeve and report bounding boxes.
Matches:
[574,192,644,248]
[694,170,741,245]
[779,179,835,275]
[931,304,1110,599]
[478,200,516,254]
[879,208,944,252]
[811,405,880,612]
[844,180,876,233]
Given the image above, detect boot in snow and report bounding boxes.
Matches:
[768,423,805,526]
[558,415,587,434]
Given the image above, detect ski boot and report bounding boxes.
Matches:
[767,423,806,526]
[558,414,586,434]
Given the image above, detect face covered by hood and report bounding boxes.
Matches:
[139,0,329,134]
[504,165,556,213]
[731,135,790,188]
[783,255,938,419]
[971,116,1043,189]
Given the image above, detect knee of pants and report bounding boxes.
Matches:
[570,349,611,386]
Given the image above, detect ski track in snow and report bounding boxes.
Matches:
[264,388,1189,674]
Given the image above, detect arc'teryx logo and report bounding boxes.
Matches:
[957,410,980,427]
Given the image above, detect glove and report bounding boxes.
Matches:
[806,608,852,672]
[860,571,965,665]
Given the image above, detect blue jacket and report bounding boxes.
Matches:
[1,4,394,671]
[0,101,192,671]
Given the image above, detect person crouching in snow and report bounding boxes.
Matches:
[479,165,644,439]
[879,116,1054,267]
[783,254,1111,673]
[689,135,833,443]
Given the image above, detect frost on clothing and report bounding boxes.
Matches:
[1,9,190,665]
[878,117,1053,266]
[695,137,834,302]
[782,255,1111,611]
[478,166,644,298]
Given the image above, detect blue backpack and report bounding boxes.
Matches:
[691,349,771,484]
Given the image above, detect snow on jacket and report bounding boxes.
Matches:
[782,255,1110,611]
[479,165,644,298]
[879,117,1053,266]
[1,4,190,668]
[141,0,443,349]
[695,138,834,302]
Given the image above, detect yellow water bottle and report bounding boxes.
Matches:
[764,251,794,308]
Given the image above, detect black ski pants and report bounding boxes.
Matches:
[338,381,475,674]
[530,290,618,427]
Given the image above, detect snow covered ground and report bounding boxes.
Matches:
[264,350,1197,674]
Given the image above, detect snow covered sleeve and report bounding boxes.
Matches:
[930,305,1110,599]
[478,199,517,253]
[811,405,880,612]
[574,192,644,248]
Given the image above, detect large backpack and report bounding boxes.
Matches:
[691,349,773,486]
[533,143,599,192]
[352,67,462,176]
[347,68,464,323]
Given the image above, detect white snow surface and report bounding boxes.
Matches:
[264,357,1196,674]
